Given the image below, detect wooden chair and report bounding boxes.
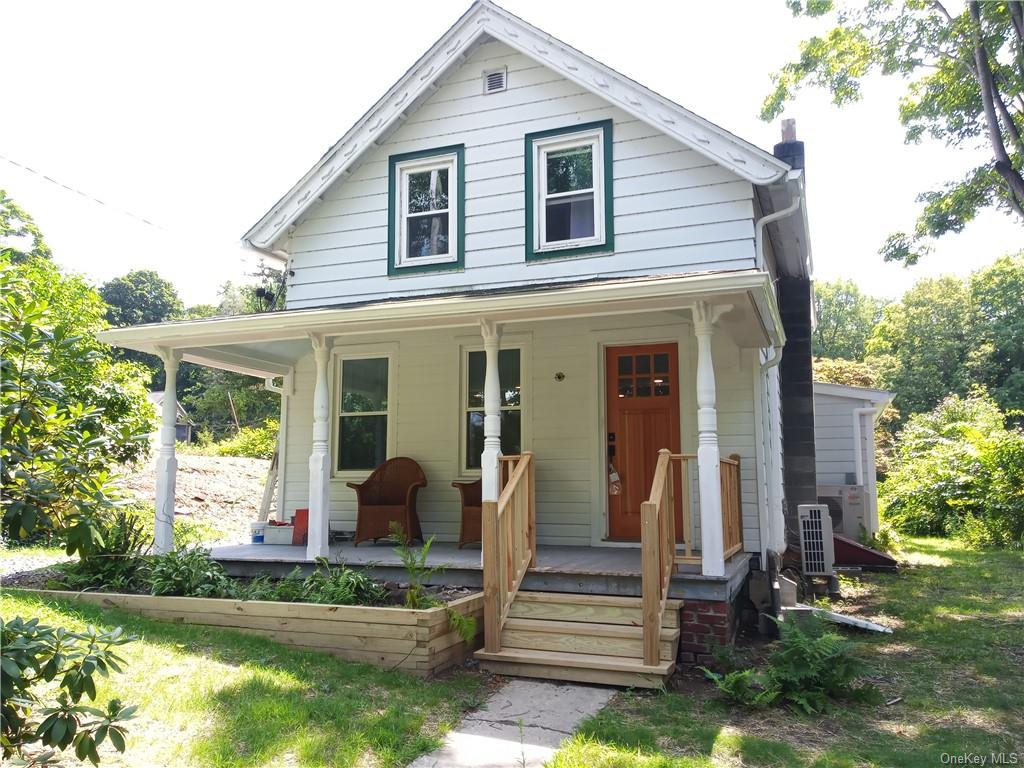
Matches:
[452,479,482,548]
[348,457,426,546]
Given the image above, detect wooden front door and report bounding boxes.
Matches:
[605,343,682,540]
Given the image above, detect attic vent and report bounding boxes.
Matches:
[483,67,507,94]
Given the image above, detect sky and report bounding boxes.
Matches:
[3,0,1021,306]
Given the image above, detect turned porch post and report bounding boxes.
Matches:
[480,319,502,502]
[693,301,730,578]
[154,348,181,555]
[307,333,332,560]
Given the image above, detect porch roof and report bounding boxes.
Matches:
[97,269,784,378]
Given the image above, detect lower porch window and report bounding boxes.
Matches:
[464,348,521,470]
[337,357,389,471]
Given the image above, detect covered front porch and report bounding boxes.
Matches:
[99,269,785,586]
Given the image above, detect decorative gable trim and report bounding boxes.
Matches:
[243,0,789,252]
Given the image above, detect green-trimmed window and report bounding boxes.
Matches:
[464,349,522,471]
[388,145,465,275]
[525,120,613,261]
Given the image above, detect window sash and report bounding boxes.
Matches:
[533,131,605,252]
[394,155,458,268]
[461,347,523,473]
[336,356,391,473]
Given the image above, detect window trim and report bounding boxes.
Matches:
[457,341,529,477]
[525,120,614,262]
[387,145,465,276]
[330,345,398,481]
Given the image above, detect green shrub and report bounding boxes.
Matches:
[57,510,150,593]
[300,557,388,606]
[147,548,237,598]
[703,616,873,714]
[1,617,136,765]
[881,391,1024,548]
[205,420,278,459]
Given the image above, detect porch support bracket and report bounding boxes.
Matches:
[691,301,732,578]
[480,318,502,503]
[307,333,332,560]
[154,347,181,555]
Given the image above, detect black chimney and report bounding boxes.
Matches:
[773,118,805,172]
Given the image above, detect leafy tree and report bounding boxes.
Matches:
[813,356,880,388]
[0,189,52,262]
[813,279,886,359]
[2,617,136,766]
[0,258,155,552]
[764,1,1024,264]
[866,276,974,419]
[100,270,183,328]
[968,252,1024,412]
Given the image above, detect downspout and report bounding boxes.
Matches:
[853,406,881,536]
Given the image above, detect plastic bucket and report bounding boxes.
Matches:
[250,521,266,544]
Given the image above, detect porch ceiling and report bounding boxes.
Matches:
[97,270,784,377]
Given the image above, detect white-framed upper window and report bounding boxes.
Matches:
[529,124,608,256]
[335,355,392,472]
[390,149,462,272]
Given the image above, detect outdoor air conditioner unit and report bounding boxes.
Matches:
[798,504,835,577]
[817,484,867,540]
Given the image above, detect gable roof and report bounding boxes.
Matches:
[243,0,790,253]
[813,382,894,406]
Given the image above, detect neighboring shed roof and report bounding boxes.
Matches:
[813,382,894,406]
[147,391,195,425]
[244,0,791,254]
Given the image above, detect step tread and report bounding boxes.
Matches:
[515,592,683,610]
[476,646,674,675]
[503,617,680,640]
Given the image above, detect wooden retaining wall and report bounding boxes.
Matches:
[27,590,484,677]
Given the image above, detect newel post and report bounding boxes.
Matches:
[693,301,730,578]
[307,333,332,560]
[153,348,181,555]
[480,319,503,503]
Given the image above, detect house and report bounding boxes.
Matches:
[146,391,194,444]
[98,0,816,685]
[813,382,893,540]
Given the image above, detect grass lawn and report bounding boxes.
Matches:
[1,590,485,767]
[550,538,1024,768]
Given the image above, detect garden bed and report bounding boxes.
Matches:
[20,588,484,677]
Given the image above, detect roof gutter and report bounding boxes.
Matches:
[755,183,803,272]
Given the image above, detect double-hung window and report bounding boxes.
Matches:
[525,120,613,260]
[463,348,522,471]
[336,357,390,471]
[388,145,465,275]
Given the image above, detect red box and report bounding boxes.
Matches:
[292,508,309,546]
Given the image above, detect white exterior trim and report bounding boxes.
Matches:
[531,126,606,253]
[242,0,789,252]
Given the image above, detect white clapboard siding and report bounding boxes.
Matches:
[281,313,763,551]
[813,392,862,485]
[285,40,756,309]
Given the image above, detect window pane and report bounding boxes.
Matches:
[653,353,669,374]
[654,376,670,397]
[636,377,652,397]
[465,411,484,470]
[546,146,593,194]
[407,213,450,259]
[636,355,651,374]
[501,410,521,455]
[617,355,633,375]
[499,349,520,407]
[618,378,633,398]
[545,193,595,242]
[341,358,388,412]
[407,167,449,213]
[467,351,485,408]
[338,414,387,470]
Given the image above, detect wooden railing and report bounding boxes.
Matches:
[720,453,743,559]
[482,452,536,653]
[640,449,677,666]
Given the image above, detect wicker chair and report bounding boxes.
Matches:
[452,479,482,548]
[348,457,426,546]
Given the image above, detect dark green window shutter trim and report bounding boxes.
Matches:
[387,144,466,277]
[524,120,614,263]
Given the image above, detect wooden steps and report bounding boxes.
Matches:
[475,591,682,688]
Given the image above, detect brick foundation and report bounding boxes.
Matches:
[676,598,737,666]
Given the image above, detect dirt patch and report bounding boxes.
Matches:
[124,454,271,544]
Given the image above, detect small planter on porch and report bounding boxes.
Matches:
[21,589,484,678]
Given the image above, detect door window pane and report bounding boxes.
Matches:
[636,378,652,398]
[654,377,671,397]
[546,146,593,193]
[635,355,651,374]
[618,356,633,375]
[339,415,387,471]
[653,353,669,374]
[341,358,388,412]
[618,378,634,398]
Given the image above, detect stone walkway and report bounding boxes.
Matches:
[409,678,614,768]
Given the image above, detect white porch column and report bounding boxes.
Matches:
[307,333,332,560]
[480,319,502,502]
[693,301,730,578]
[154,348,180,555]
